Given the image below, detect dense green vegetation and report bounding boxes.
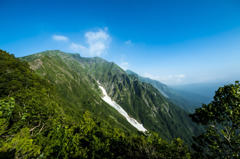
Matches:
[21,50,137,133]
[190,81,240,158]
[76,54,203,144]
[0,49,62,158]
[20,50,203,145]
[0,50,191,158]
[1,49,240,158]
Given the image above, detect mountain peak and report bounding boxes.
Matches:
[125,69,138,76]
[40,50,64,54]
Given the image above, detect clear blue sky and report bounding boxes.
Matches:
[1,0,240,85]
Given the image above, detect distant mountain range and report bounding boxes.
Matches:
[21,50,205,145]
[125,70,211,113]
[170,82,233,99]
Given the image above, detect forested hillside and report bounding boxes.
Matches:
[21,50,137,133]
[21,50,203,145]
[73,52,203,143]
[0,50,191,158]
[1,49,239,158]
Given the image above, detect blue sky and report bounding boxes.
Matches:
[1,0,240,85]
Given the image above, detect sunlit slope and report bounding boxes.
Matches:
[22,50,203,144]
[72,52,203,144]
[21,50,138,133]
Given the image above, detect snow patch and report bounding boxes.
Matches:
[98,82,147,132]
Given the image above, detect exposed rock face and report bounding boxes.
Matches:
[30,59,44,70]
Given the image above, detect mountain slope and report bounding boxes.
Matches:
[1,49,191,158]
[21,50,138,133]
[71,52,203,144]
[22,50,203,145]
[126,70,211,113]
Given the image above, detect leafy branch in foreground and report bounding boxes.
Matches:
[190,81,240,158]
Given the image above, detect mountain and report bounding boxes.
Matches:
[21,50,137,133]
[126,70,212,113]
[21,50,203,144]
[0,49,191,158]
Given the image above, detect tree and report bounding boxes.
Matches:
[190,81,240,158]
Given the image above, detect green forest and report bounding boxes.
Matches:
[1,49,240,158]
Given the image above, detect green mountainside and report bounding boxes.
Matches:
[126,70,211,113]
[21,50,137,133]
[0,49,190,158]
[22,50,203,145]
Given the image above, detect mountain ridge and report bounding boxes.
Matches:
[21,50,203,144]
[0,49,191,158]
[21,50,137,133]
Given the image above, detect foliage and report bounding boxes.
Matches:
[0,49,61,158]
[129,132,190,159]
[0,97,15,136]
[190,81,240,158]
[0,127,41,159]
[41,111,191,159]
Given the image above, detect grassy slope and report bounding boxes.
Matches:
[73,54,203,145]
[22,50,203,145]
[21,50,138,133]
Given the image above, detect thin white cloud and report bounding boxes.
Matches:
[120,61,129,70]
[142,73,186,85]
[70,43,87,53]
[70,28,111,56]
[142,73,155,79]
[52,35,69,42]
[125,40,133,46]
[119,55,130,70]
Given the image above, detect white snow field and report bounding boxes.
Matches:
[98,82,147,132]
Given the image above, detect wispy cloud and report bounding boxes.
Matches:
[119,55,130,70]
[159,74,186,83]
[142,73,156,79]
[142,73,186,85]
[125,40,133,46]
[70,28,111,56]
[70,43,87,53]
[52,35,69,42]
[120,61,129,70]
